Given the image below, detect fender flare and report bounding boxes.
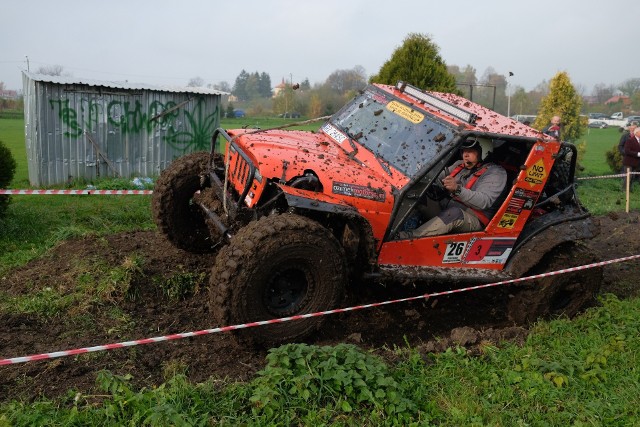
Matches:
[279,186,378,273]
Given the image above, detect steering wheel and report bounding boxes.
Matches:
[425,180,450,201]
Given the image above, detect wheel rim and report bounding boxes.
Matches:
[263,265,310,316]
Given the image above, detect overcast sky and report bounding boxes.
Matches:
[1,0,637,94]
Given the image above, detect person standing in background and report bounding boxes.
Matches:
[619,121,638,190]
[622,126,640,191]
[542,115,562,140]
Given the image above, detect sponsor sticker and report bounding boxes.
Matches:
[513,188,539,211]
[497,212,519,229]
[443,241,468,263]
[332,181,386,202]
[321,123,348,145]
[386,101,424,124]
[463,238,515,264]
[524,159,547,187]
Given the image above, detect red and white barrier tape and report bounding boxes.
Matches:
[1,254,639,366]
[576,172,640,181]
[0,189,152,195]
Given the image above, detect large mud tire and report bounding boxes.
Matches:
[152,152,216,253]
[507,243,602,324]
[210,214,346,346]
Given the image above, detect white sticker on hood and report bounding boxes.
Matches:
[322,123,347,144]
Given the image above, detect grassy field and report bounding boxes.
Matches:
[575,127,640,214]
[1,118,640,425]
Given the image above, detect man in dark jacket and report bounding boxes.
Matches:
[622,126,640,190]
[619,121,638,190]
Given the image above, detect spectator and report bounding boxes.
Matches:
[619,121,638,189]
[542,115,562,140]
[622,126,640,191]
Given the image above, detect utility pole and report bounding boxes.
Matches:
[507,71,514,117]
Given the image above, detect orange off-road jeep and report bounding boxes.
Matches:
[153,81,601,344]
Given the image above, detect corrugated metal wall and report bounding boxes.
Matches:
[23,73,221,186]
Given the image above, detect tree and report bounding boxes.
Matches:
[617,78,640,97]
[370,33,459,94]
[35,65,65,76]
[232,70,272,101]
[258,72,272,98]
[592,83,615,105]
[510,86,537,115]
[232,70,250,101]
[226,102,235,119]
[210,81,231,92]
[0,139,17,219]
[324,66,367,94]
[533,72,584,142]
[187,76,205,87]
[473,67,508,113]
[299,78,311,91]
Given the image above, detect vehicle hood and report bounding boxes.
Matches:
[228,128,404,190]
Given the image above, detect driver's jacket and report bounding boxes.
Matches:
[439,160,508,225]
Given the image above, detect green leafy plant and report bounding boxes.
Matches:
[605,143,622,173]
[249,343,416,423]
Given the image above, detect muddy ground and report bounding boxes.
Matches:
[1,211,639,402]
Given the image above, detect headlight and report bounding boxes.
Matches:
[254,169,263,183]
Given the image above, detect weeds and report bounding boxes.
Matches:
[153,269,207,301]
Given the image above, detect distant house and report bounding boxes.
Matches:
[22,72,226,186]
[272,78,287,98]
[0,89,18,99]
[604,95,631,106]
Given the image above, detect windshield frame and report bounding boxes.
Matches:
[327,86,457,177]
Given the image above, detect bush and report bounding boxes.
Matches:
[605,144,622,173]
[0,139,17,218]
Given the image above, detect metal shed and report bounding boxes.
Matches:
[22,71,224,186]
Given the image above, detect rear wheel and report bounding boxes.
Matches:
[210,214,346,346]
[507,243,602,324]
[152,152,217,253]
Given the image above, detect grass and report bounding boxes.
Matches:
[575,127,640,214]
[1,296,639,425]
[1,117,640,424]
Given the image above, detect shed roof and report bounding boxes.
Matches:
[23,71,227,95]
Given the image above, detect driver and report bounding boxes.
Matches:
[399,138,508,238]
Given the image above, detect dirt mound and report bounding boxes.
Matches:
[1,212,639,402]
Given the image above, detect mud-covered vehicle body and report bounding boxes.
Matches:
[153,81,600,344]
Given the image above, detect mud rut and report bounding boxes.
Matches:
[1,211,639,402]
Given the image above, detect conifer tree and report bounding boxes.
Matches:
[533,72,584,142]
[370,33,459,94]
[0,139,16,218]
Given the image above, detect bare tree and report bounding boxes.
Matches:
[324,66,367,94]
[187,76,205,87]
[209,81,231,92]
[617,78,640,97]
[592,83,615,104]
[35,65,65,76]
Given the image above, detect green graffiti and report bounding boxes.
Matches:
[164,99,219,151]
[48,95,218,151]
[49,99,83,137]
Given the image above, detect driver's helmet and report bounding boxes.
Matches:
[461,137,492,161]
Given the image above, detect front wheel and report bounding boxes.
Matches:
[210,214,346,346]
[152,152,218,253]
[507,243,602,324]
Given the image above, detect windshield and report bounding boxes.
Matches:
[328,87,456,176]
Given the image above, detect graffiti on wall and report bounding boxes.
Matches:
[48,96,218,151]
